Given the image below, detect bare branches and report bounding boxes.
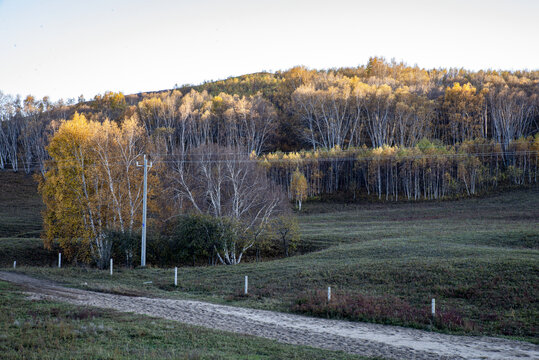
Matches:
[169,144,287,264]
[488,86,537,152]
[293,75,364,150]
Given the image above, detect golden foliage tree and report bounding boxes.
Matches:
[39,112,95,263]
[39,112,158,268]
[291,168,308,210]
[443,82,484,144]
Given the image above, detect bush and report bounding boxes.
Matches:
[270,215,300,257]
[293,290,475,332]
[107,230,140,268]
[167,214,236,266]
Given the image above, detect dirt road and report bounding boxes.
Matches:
[1,271,537,360]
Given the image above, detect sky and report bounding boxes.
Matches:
[0,0,538,101]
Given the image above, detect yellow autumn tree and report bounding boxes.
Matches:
[290,168,308,211]
[39,112,95,263]
[443,82,484,144]
[39,112,159,268]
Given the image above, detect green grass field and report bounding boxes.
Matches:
[1,171,538,343]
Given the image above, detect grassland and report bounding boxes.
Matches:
[1,171,538,342]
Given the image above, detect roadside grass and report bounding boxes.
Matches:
[0,281,367,360]
[1,172,538,342]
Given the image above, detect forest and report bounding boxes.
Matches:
[1,57,538,267]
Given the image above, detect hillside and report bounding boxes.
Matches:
[0,171,56,267]
[0,171,42,238]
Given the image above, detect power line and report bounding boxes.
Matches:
[1,150,538,172]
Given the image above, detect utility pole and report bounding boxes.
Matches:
[137,155,152,267]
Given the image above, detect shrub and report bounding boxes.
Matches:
[167,214,236,266]
[107,230,140,268]
[293,290,474,332]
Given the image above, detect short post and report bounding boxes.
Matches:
[58,253,62,268]
[328,286,331,302]
[13,261,16,269]
[174,267,178,287]
[244,275,248,295]
[431,298,436,319]
[110,258,113,276]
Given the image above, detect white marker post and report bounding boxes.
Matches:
[328,286,331,302]
[244,275,248,295]
[110,258,113,276]
[431,298,436,318]
[58,253,62,268]
[174,267,178,287]
[13,261,16,269]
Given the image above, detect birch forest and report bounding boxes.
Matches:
[1,58,538,265]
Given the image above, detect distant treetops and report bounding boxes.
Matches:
[1,57,538,174]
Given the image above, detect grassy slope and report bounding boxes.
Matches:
[1,172,538,341]
[0,281,365,360]
[0,171,56,267]
[0,171,43,238]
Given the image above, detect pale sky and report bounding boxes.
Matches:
[0,0,537,101]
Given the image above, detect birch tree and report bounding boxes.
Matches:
[488,85,537,153]
[39,113,158,268]
[290,168,308,210]
[0,93,20,171]
[442,83,484,144]
[292,75,363,150]
[221,93,277,155]
[364,84,396,147]
[169,144,286,264]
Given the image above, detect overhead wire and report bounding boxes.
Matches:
[1,149,538,172]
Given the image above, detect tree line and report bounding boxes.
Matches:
[1,58,538,267]
[263,137,539,203]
